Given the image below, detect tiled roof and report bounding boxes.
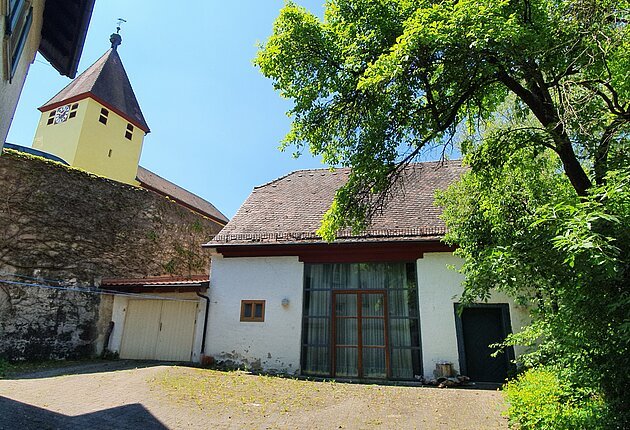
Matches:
[101,275,208,293]
[136,166,229,225]
[208,160,466,245]
[101,275,208,287]
[39,48,150,132]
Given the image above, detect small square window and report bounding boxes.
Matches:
[125,131,133,140]
[126,123,134,131]
[240,300,265,322]
[71,103,79,110]
[48,111,55,117]
[100,108,109,116]
[47,118,54,125]
[69,111,77,119]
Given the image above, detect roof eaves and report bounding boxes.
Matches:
[38,0,96,78]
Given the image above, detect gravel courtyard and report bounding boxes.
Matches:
[0,361,507,429]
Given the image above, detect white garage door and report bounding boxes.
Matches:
[120,299,198,361]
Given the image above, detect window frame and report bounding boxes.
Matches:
[3,0,33,82]
[240,300,265,322]
[125,123,133,140]
[98,108,109,125]
[300,262,423,380]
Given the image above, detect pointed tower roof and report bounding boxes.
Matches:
[39,36,150,133]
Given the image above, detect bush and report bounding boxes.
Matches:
[504,368,613,429]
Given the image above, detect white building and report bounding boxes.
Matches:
[203,161,529,383]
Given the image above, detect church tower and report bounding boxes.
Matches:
[32,33,149,185]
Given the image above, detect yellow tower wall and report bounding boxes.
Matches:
[33,98,145,186]
[73,98,144,185]
[32,101,88,165]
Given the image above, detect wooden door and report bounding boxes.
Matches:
[120,299,197,361]
[119,299,161,359]
[155,300,198,361]
[333,291,389,378]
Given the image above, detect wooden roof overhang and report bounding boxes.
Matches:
[208,240,455,264]
[101,276,209,294]
[38,0,96,78]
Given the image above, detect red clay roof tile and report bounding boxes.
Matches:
[207,160,466,245]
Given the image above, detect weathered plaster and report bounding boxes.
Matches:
[205,251,530,379]
[205,255,304,373]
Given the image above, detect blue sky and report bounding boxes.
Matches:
[8,1,325,218]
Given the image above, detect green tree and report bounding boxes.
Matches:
[256,0,628,234]
[437,141,629,425]
[257,0,629,424]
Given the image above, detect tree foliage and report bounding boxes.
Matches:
[437,142,629,424]
[257,0,629,423]
[257,0,628,237]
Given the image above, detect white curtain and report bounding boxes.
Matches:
[304,262,418,379]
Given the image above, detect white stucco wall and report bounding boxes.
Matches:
[205,255,304,374]
[109,292,206,362]
[417,252,530,379]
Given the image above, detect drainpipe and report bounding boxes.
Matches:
[196,292,210,356]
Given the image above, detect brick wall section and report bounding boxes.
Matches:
[0,150,223,360]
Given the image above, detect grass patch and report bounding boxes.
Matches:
[149,366,417,429]
[150,366,507,428]
[151,367,352,416]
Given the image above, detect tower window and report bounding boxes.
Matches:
[108,149,112,157]
[125,123,134,140]
[69,103,78,119]
[47,110,54,125]
[99,108,109,125]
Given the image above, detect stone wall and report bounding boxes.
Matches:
[0,150,222,360]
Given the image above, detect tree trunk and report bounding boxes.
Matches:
[555,140,592,196]
[497,70,593,196]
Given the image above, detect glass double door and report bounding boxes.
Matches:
[333,291,389,378]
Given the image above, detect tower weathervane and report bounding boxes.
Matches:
[110,18,126,50]
[116,18,127,34]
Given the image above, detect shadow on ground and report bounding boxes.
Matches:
[0,397,167,430]
[6,360,173,380]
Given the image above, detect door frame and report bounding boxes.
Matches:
[331,290,391,379]
[453,303,515,379]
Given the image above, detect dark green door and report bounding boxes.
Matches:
[456,305,513,383]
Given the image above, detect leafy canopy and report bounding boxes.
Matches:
[256,0,628,238]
